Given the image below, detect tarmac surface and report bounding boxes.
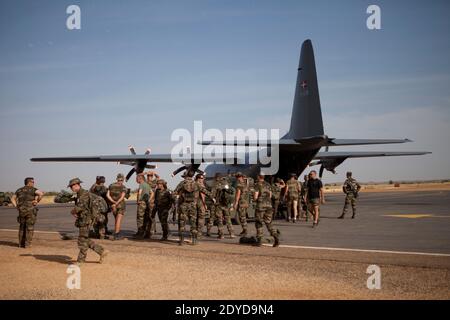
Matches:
[0,190,449,299]
[1,190,449,254]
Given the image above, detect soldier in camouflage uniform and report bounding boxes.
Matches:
[271,177,285,220]
[135,174,152,239]
[195,173,208,238]
[215,177,235,239]
[175,171,214,245]
[233,172,250,236]
[107,173,127,240]
[90,176,109,239]
[338,172,361,219]
[146,171,159,192]
[254,174,280,247]
[299,175,310,221]
[285,174,301,222]
[11,177,44,248]
[68,178,108,265]
[153,179,173,240]
[146,171,159,234]
[206,173,222,237]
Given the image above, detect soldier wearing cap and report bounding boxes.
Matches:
[146,171,159,234]
[135,173,153,239]
[106,173,127,240]
[90,176,109,239]
[206,173,222,237]
[284,173,301,222]
[233,172,250,236]
[338,171,361,219]
[68,178,108,265]
[271,177,285,220]
[146,171,159,192]
[195,173,208,238]
[214,176,235,239]
[11,177,44,248]
[253,173,280,247]
[300,174,310,221]
[175,171,215,245]
[153,179,173,240]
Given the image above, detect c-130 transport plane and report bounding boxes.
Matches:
[31,40,430,180]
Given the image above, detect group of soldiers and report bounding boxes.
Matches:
[9,170,361,265]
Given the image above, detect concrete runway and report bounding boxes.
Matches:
[1,190,449,255]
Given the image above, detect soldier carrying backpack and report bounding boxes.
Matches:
[68,178,109,265]
[174,171,215,245]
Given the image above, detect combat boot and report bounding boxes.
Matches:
[99,250,109,264]
[273,234,280,247]
[179,233,184,246]
[134,229,144,239]
[255,237,262,247]
[351,213,356,219]
[218,233,224,240]
[338,214,345,219]
[239,229,247,237]
[192,233,198,245]
[113,232,122,241]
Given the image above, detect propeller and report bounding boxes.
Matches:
[171,163,204,178]
[123,146,156,182]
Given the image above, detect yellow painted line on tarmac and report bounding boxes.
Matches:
[383,214,450,219]
[263,244,450,257]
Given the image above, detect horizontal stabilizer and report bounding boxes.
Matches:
[326,138,412,146]
[314,151,431,160]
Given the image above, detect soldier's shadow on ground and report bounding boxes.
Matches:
[0,240,19,248]
[126,236,184,246]
[20,254,74,265]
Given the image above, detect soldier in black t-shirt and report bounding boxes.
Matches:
[305,170,324,228]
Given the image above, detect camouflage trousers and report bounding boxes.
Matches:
[342,194,357,217]
[238,205,248,233]
[17,210,37,247]
[255,207,278,240]
[196,204,206,236]
[178,202,197,236]
[93,212,108,238]
[143,206,156,238]
[77,226,104,262]
[272,199,280,219]
[136,201,147,234]
[286,196,299,220]
[215,205,234,236]
[206,205,218,235]
[156,207,170,239]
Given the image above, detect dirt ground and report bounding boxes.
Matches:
[0,230,448,300]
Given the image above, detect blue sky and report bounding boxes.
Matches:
[1,0,449,191]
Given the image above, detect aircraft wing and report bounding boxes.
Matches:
[31,154,174,163]
[30,154,238,163]
[314,151,431,160]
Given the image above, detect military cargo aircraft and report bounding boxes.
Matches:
[31,39,430,180]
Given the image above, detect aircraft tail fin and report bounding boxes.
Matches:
[283,39,324,140]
